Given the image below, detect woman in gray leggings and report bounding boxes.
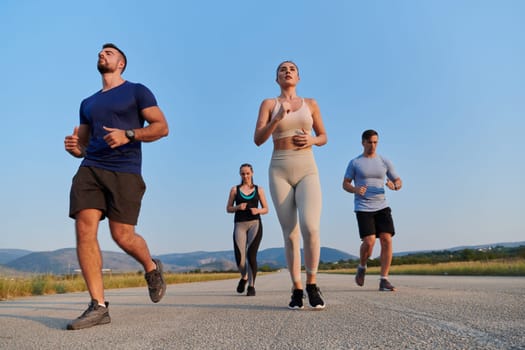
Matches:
[254,61,328,309]
[226,164,269,296]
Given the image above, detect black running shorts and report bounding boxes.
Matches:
[355,207,395,239]
[69,166,146,225]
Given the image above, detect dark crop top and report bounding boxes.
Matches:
[234,185,261,222]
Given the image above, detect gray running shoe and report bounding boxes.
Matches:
[145,259,166,303]
[306,284,326,309]
[379,278,396,292]
[355,266,366,287]
[288,289,305,310]
[67,299,110,330]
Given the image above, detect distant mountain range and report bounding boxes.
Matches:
[0,247,356,275]
[1,241,523,275]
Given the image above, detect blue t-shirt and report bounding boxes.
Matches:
[79,81,157,174]
[344,154,399,212]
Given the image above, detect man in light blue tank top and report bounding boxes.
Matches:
[343,130,402,292]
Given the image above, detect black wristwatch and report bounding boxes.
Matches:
[125,129,135,142]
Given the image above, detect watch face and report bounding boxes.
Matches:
[126,130,135,140]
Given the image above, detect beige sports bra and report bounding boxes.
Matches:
[271,98,313,140]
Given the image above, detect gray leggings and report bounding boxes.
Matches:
[233,219,262,286]
[269,149,322,283]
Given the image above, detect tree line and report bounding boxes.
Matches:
[318,245,525,270]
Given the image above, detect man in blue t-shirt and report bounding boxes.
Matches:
[64,43,169,330]
[343,129,402,292]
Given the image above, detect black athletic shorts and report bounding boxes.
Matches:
[69,166,146,225]
[355,207,395,239]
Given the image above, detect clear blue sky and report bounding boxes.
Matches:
[1,1,523,257]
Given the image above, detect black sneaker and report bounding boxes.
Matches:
[246,286,256,296]
[306,284,326,309]
[67,299,110,330]
[288,289,304,310]
[237,278,247,293]
[145,258,166,303]
[355,266,366,287]
[379,278,396,292]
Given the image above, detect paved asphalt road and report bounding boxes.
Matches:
[1,271,524,350]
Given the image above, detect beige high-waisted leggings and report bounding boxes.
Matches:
[269,149,322,283]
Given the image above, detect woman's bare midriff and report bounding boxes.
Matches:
[273,136,312,151]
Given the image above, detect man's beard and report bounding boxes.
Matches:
[97,62,115,74]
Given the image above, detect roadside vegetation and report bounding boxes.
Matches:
[322,259,525,276]
[319,245,525,276]
[1,246,523,300]
[0,271,239,301]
